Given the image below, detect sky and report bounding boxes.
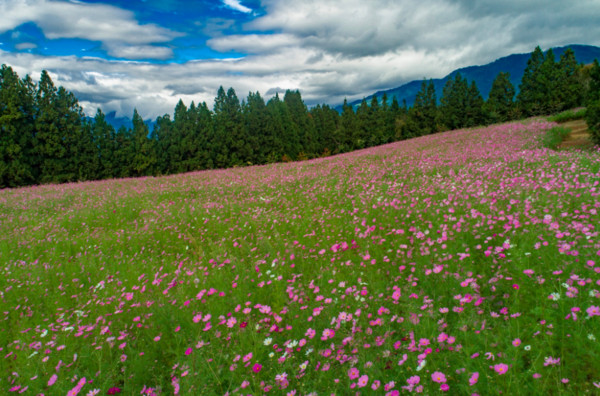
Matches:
[1,0,600,119]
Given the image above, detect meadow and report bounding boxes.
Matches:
[1,119,600,395]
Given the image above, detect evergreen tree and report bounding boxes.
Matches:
[93,109,117,179]
[517,46,547,116]
[556,48,582,110]
[284,90,316,158]
[406,80,438,136]
[440,73,468,130]
[131,109,156,176]
[588,60,600,103]
[485,72,516,123]
[0,65,34,187]
[465,81,485,127]
[243,91,269,164]
[336,99,356,153]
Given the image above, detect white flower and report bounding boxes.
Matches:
[550,292,561,301]
[588,334,596,341]
[524,345,531,351]
[416,359,426,371]
[264,337,273,346]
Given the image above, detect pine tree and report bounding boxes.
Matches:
[556,48,583,110]
[485,72,516,123]
[517,46,546,116]
[440,73,468,130]
[406,80,438,136]
[465,81,485,127]
[131,109,156,176]
[336,99,356,153]
[93,109,117,179]
[0,65,35,187]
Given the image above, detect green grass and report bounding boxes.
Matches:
[547,108,587,123]
[542,126,572,150]
[1,120,599,395]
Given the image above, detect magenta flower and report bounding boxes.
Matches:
[357,374,369,388]
[586,306,600,317]
[440,383,450,391]
[469,372,479,386]
[48,374,57,387]
[107,387,122,395]
[348,367,359,380]
[184,347,192,356]
[431,371,447,383]
[493,363,509,375]
[253,363,263,373]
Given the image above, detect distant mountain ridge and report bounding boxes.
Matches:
[339,44,600,111]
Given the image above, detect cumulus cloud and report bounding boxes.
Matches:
[208,34,300,53]
[2,0,599,119]
[222,0,252,14]
[0,0,180,59]
[14,42,37,50]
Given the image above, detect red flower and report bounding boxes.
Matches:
[107,387,122,395]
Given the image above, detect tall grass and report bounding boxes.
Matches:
[1,120,599,395]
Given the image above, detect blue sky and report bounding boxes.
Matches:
[1,0,599,119]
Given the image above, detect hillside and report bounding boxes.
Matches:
[2,119,600,394]
[341,44,600,111]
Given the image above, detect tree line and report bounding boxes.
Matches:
[1,46,599,188]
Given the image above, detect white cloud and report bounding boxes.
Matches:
[108,45,174,60]
[2,0,599,120]
[0,0,181,59]
[207,34,300,53]
[222,0,252,14]
[15,42,37,50]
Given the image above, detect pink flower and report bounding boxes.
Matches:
[469,372,479,386]
[586,306,600,317]
[406,376,420,385]
[357,374,369,388]
[512,338,521,347]
[431,371,447,383]
[371,380,381,390]
[348,367,359,380]
[253,363,262,373]
[493,363,509,375]
[48,374,57,386]
[440,384,450,391]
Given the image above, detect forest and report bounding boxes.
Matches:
[1,46,600,188]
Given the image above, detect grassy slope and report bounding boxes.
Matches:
[1,120,600,395]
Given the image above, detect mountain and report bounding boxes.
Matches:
[340,44,600,111]
[86,111,156,131]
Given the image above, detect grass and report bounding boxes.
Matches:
[542,126,572,150]
[1,120,600,395]
[547,108,587,123]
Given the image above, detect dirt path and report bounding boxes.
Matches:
[557,119,594,150]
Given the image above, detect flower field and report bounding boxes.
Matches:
[1,120,600,395]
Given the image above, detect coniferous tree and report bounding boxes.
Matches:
[465,81,485,127]
[440,73,468,130]
[556,48,582,110]
[336,99,356,153]
[35,70,68,183]
[405,80,438,136]
[517,46,546,116]
[93,109,117,179]
[0,65,34,187]
[485,72,516,123]
[131,109,156,176]
[588,59,600,103]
